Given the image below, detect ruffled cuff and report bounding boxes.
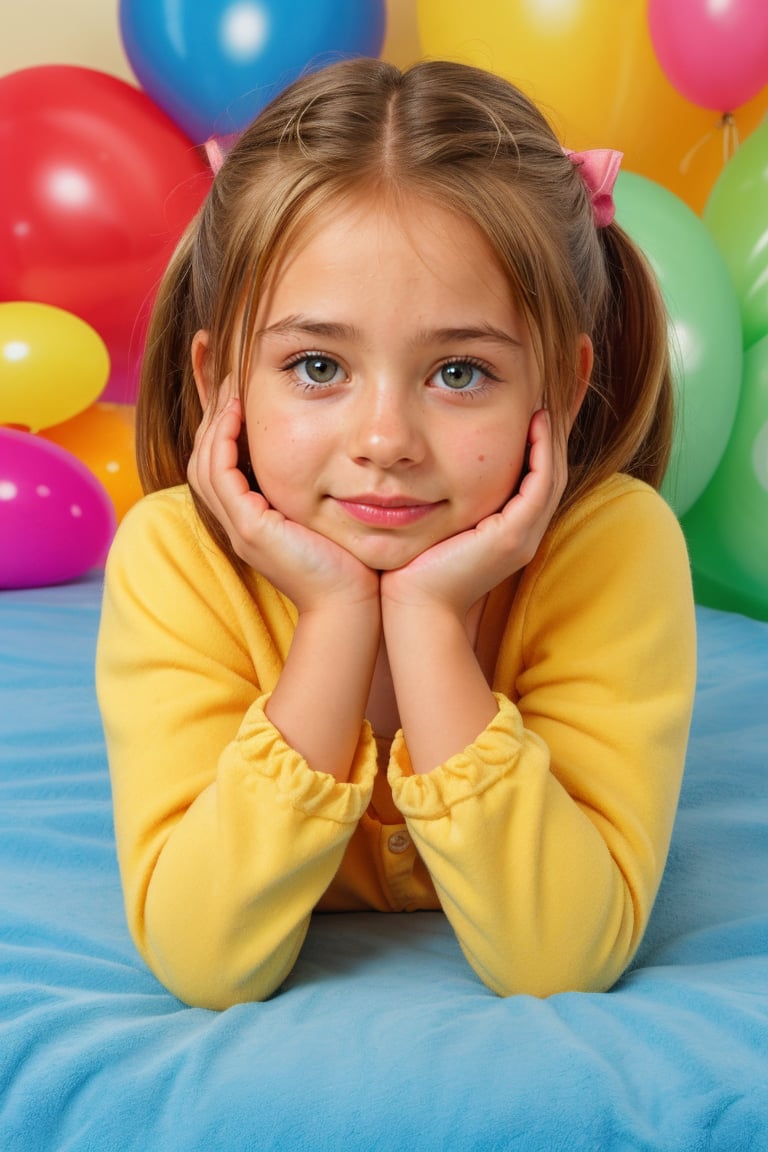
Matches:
[388,693,533,818]
[233,693,377,823]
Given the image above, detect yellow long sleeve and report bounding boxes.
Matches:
[96,477,696,1007]
[392,476,697,994]
[96,488,377,1008]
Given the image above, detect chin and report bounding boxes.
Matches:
[344,537,427,572]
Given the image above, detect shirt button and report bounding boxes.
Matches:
[388,830,411,854]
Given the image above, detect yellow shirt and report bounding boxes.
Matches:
[96,475,696,1008]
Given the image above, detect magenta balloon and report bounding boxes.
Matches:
[0,427,116,589]
[648,0,768,111]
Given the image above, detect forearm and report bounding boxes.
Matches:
[266,600,381,780]
[382,601,497,774]
[132,699,377,1008]
[389,698,649,996]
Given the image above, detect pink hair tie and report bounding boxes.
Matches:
[204,134,239,175]
[564,148,623,228]
[204,138,225,174]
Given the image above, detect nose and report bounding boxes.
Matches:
[346,383,426,470]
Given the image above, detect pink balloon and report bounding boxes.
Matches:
[648,0,768,111]
[0,427,116,589]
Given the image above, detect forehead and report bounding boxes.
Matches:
[255,188,518,324]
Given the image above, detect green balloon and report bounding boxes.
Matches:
[681,333,768,621]
[613,172,742,517]
[704,120,768,351]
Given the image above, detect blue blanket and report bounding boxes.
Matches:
[1,577,767,1151]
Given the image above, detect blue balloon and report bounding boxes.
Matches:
[119,0,387,143]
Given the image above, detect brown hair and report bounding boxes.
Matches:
[136,57,673,555]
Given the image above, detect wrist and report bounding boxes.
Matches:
[381,592,471,640]
[294,567,381,617]
[299,586,381,625]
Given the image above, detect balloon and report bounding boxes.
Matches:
[0,302,109,432]
[648,0,768,112]
[41,402,142,523]
[416,0,768,216]
[703,119,768,351]
[613,173,743,517]
[681,333,768,621]
[0,427,116,589]
[0,65,211,406]
[119,0,387,143]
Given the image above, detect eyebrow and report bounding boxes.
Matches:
[421,325,523,350]
[255,315,361,342]
[255,314,523,349]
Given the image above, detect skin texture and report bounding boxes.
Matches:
[188,193,591,777]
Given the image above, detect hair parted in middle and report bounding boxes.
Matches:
[136,56,673,555]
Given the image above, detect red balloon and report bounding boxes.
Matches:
[0,66,212,403]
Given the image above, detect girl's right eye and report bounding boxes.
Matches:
[285,354,346,389]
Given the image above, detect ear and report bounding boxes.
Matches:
[569,334,593,429]
[191,329,213,410]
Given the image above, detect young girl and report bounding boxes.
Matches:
[96,58,696,1010]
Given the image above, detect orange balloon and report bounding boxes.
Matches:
[40,402,143,523]
[417,0,767,215]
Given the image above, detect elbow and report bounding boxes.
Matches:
[137,925,301,1010]
[129,880,307,1010]
[466,883,643,999]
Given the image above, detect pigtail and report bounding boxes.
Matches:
[565,222,674,510]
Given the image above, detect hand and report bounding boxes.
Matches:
[380,409,566,619]
[188,386,380,613]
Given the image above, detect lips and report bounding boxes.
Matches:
[334,494,442,527]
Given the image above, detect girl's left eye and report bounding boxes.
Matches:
[430,360,492,393]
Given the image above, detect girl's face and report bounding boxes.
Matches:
[243,193,542,571]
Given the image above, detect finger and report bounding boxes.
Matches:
[525,410,567,507]
[208,398,253,511]
[516,410,554,506]
[189,388,242,524]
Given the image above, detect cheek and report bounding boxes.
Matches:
[246,408,326,514]
[246,414,291,501]
[458,433,527,513]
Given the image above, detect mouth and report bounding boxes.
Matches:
[333,494,444,528]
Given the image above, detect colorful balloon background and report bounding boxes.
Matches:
[119,0,387,143]
[0,427,116,589]
[681,334,768,619]
[0,65,211,406]
[0,302,110,431]
[417,0,768,216]
[0,0,766,614]
[648,0,768,112]
[41,403,142,524]
[613,173,743,517]
[704,119,768,351]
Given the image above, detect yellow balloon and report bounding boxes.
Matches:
[0,302,110,432]
[416,0,767,215]
[418,0,633,137]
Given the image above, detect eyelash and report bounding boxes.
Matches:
[280,352,501,396]
[431,356,500,398]
[281,353,346,392]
